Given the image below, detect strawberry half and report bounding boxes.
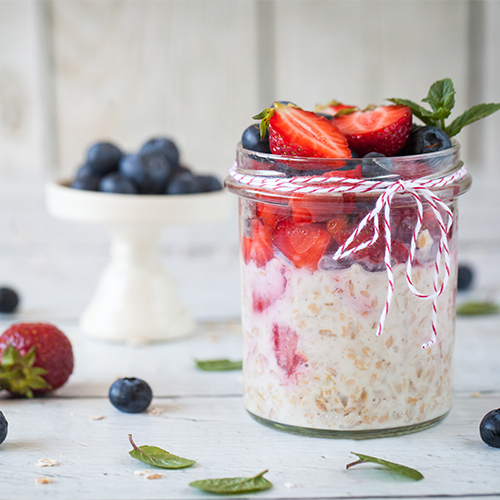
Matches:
[0,322,74,397]
[243,218,274,268]
[272,324,303,376]
[254,103,352,163]
[272,219,332,270]
[332,105,412,157]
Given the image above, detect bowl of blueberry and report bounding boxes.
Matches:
[46,137,230,344]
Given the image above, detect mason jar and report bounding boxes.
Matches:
[226,144,471,438]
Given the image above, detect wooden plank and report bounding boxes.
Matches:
[0,392,499,499]
[49,0,259,178]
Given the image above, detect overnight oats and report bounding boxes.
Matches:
[224,79,500,438]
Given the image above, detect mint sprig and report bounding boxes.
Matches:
[388,78,500,137]
[190,470,272,494]
[195,359,242,371]
[346,452,424,481]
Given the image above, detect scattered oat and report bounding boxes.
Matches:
[145,473,163,480]
[134,470,151,476]
[35,458,58,467]
[471,391,481,398]
[148,407,163,416]
[35,477,53,485]
[284,482,296,489]
[89,414,105,421]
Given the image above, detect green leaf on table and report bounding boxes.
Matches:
[445,103,500,137]
[387,98,437,127]
[128,434,195,469]
[456,301,500,316]
[346,453,424,481]
[195,359,242,371]
[190,470,272,494]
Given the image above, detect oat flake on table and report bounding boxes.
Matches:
[145,473,163,480]
[35,477,53,485]
[89,414,105,421]
[35,458,58,467]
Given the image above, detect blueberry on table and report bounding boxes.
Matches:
[71,176,101,191]
[198,175,223,192]
[457,264,474,291]
[0,411,7,445]
[109,378,153,413]
[0,287,19,313]
[140,137,180,168]
[99,173,138,194]
[86,142,123,176]
[166,171,202,195]
[241,124,271,153]
[119,152,173,194]
[402,126,452,155]
[480,408,500,448]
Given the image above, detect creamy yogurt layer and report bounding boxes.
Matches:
[242,258,456,431]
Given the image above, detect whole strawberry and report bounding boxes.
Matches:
[0,323,74,397]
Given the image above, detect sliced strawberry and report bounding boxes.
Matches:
[272,219,332,270]
[314,100,358,117]
[256,103,352,162]
[321,164,362,179]
[332,105,412,157]
[272,324,303,376]
[251,264,287,313]
[256,203,291,229]
[242,218,274,267]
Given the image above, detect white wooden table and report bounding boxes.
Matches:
[1,313,500,500]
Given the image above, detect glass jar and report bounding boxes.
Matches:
[226,144,471,438]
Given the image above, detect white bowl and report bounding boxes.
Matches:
[46,180,232,343]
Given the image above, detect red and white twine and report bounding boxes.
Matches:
[230,163,468,348]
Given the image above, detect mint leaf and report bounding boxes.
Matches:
[347,453,424,481]
[387,98,437,126]
[445,103,500,137]
[128,435,195,470]
[190,470,272,494]
[195,359,242,371]
[422,78,456,115]
[456,301,499,316]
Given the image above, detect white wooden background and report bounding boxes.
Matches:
[0,0,499,319]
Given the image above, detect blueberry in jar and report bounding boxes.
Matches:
[241,124,271,153]
[362,152,391,178]
[0,287,19,314]
[86,142,123,176]
[0,411,7,445]
[402,126,452,155]
[119,152,173,194]
[480,408,500,448]
[99,172,138,194]
[72,176,101,191]
[166,171,202,195]
[140,137,180,168]
[109,378,153,413]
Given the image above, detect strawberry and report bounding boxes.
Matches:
[254,103,352,163]
[0,323,74,397]
[255,203,291,229]
[243,218,274,268]
[251,264,287,313]
[314,100,358,117]
[332,105,412,157]
[272,219,332,270]
[272,324,303,376]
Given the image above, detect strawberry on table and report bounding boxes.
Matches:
[272,218,332,270]
[332,105,412,157]
[0,323,74,397]
[254,102,352,164]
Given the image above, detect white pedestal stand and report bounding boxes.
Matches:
[46,181,231,343]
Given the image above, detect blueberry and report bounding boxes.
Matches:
[71,176,101,191]
[120,152,173,194]
[316,112,334,119]
[166,171,202,195]
[173,165,192,176]
[0,287,19,314]
[109,378,153,413]
[76,164,99,179]
[480,408,500,448]
[86,142,122,176]
[241,124,271,153]
[99,172,138,194]
[402,126,452,155]
[349,148,359,159]
[364,152,386,159]
[140,137,180,168]
[198,175,223,192]
[362,153,392,178]
[0,411,7,445]
[457,264,474,291]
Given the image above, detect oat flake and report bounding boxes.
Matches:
[89,414,105,421]
[35,458,58,467]
[35,477,53,485]
[145,473,163,480]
